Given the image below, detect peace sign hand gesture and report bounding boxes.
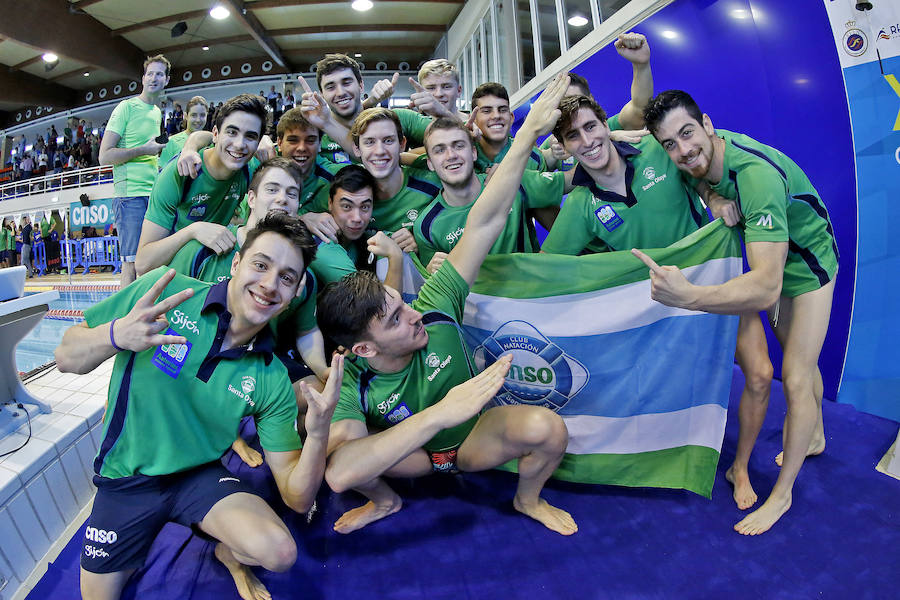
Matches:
[112,269,195,353]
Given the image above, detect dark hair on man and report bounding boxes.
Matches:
[214,93,269,136]
[143,54,171,77]
[241,211,317,273]
[329,164,376,201]
[350,107,403,145]
[471,82,509,108]
[315,53,363,89]
[423,117,475,154]
[276,107,320,141]
[317,271,388,348]
[249,157,303,195]
[643,90,704,136]
[553,95,607,141]
[566,73,592,97]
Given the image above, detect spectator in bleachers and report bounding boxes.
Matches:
[22,153,34,179]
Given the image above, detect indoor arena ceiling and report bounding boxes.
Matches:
[0,0,464,117]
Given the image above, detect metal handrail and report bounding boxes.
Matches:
[0,165,114,200]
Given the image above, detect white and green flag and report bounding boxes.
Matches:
[461,221,742,497]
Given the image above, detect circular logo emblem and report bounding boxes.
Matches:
[643,166,656,180]
[843,29,868,57]
[426,352,441,368]
[241,376,256,394]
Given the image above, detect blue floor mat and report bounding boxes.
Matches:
[26,367,900,599]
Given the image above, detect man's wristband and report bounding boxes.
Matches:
[109,319,124,352]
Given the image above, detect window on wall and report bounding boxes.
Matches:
[565,0,597,47]
[458,0,638,96]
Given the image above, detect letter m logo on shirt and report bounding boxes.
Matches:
[756,213,773,228]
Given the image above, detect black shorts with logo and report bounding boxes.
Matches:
[81,461,255,573]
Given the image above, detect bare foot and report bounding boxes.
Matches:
[333,496,402,534]
[734,493,792,536]
[214,543,271,600]
[232,437,264,468]
[725,466,758,510]
[513,496,578,536]
[774,435,825,467]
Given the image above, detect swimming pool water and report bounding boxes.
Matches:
[16,290,114,373]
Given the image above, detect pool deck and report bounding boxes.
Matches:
[1,359,111,599]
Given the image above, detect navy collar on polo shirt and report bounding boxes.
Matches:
[199,279,276,366]
[572,141,641,207]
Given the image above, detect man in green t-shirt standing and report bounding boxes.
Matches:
[638,90,838,536]
[99,54,170,286]
[317,75,577,537]
[135,94,267,277]
[55,214,344,600]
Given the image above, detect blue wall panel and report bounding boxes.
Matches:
[515,0,856,400]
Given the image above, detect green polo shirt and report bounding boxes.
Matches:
[319,108,433,164]
[332,261,479,452]
[158,130,190,171]
[693,129,838,297]
[167,227,318,336]
[298,157,344,214]
[475,137,546,173]
[146,147,258,233]
[107,97,162,197]
[6,229,15,251]
[371,166,442,236]
[85,267,301,479]
[0,228,8,250]
[413,170,565,267]
[542,137,708,255]
[308,237,364,285]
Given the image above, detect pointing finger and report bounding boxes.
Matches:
[409,77,425,93]
[298,76,313,94]
[391,72,400,87]
[630,248,665,275]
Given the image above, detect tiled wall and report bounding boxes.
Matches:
[0,361,110,599]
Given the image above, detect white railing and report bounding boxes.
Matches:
[0,164,114,201]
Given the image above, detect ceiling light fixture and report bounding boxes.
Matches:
[83,71,90,77]
[202,45,210,51]
[352,0,374,12]
[42,52,58,63]
[354,53,362,58]
[661,30,679,39]
[567,14,589,27]
[210,5,230,19]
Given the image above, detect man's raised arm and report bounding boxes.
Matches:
[448,74,570,286]
[614,32,653,130]
[98,131,166,166]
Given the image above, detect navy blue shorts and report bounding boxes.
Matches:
[0,250,6,261]
[81,462,256,574]
[275,348,315,383]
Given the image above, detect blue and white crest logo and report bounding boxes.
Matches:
[473,320,589,411]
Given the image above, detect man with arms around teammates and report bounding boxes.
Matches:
[413,116,567,273]
[307,164,405,290]
[541,95,707,256]
[347,108,443,252]
[135,94,267,277]
[55,213,344,600]
[636,90,837,535]
[158,96,209,169]
[99,54,170,286]
[317,75,577,537]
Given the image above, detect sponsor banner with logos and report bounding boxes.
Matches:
[396,221,742,497]
[824,1,900,422]
[69,198,115,229]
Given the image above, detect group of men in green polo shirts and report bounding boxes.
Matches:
[60,27,841,600]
